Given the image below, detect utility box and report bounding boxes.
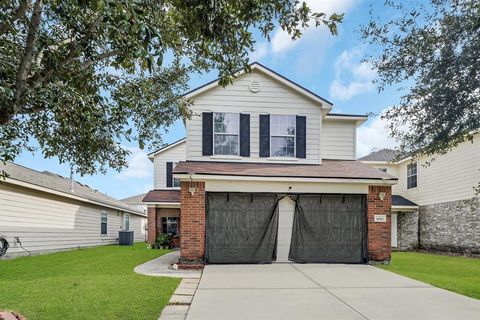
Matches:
[118,231,134,245]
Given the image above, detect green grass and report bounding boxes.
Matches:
[380,252,480,299]
[0,243,180,320]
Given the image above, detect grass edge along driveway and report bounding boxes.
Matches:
[0,243,180,320]
[380,252,480,300]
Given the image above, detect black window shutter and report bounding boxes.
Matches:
[166,162,173,187]
[240,114,250,157]
[259,114,270,157]
[296,115,306,158]
[202,112,213,156]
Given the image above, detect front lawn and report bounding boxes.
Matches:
[380,252,480,299]
[0,243,180,320]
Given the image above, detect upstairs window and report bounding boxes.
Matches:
[100,212,108,235]
[407,162,417,189]
[173,162,181,188]
[213,113,239,155]
[270,115,296,157]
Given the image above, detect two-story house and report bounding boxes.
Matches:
[143,63,397,268]
[359,135,480,254]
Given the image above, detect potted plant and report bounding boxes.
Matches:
[156,233,170,249]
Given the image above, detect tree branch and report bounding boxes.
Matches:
[8,0,43,123]
[0,0,32,35]
[81,50,122,69]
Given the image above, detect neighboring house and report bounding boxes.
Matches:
[359,135,480,253]
[144,62,397,268]
[122,193,148,214]
[0,162,147,258]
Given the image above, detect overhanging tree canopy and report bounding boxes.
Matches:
[362,0,479,159]
[0,0,343,175]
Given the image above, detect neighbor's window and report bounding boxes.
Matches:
[213,112,239,155]
[100,212,108,235]
[162,217,180,236]
[173,162,181,188]
[271,115,295,157]
[124,213,130,231]
[407,162,417,189]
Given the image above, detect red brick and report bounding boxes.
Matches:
[367,185,392,263]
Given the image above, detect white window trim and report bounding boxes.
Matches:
[172,161,181,188]
[270,114,296,158]
[213,112,240,156]
[123,213,130,231]
[100,211,108,236]
[407,162,417,189]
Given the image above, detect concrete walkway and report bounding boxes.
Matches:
[186,263,480,320]
[134,251,201,279]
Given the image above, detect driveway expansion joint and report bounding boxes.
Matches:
[290,264,371,320]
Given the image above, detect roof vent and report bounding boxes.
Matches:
[249,80,261,93]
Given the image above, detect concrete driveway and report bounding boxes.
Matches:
[186,263,480,320]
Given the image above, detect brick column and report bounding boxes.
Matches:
[368,185,392,263]
[147,206,157,244]
[179,181,205,269]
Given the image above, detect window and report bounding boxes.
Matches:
[100,212,108,235]
[124,213,130,231]
[407,162,417,189]
[213,112,239,155]
[162,217,180,236]
[173,162,181,187]
[270,115,295,157]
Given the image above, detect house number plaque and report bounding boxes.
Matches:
[374,214,387,223]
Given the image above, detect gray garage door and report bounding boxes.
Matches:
[205,193,279,264]
[289,194,367,263]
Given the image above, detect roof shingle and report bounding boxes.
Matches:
[357,149,402,162]
[142,190,180,203]
[1,162,144,215]
[173,160,397,181]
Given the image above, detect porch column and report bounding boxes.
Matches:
[179,181,205,269]
[147,206,157,244]
[367,185,392,263]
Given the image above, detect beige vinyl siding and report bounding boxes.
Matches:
[395,136,480,205]
[0,183,146,258]
[186,71,322,164]
[321,119,356,160]
[153,141,187,189]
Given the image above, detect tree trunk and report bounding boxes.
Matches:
[4,0,43,125]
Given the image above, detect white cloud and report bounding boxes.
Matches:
[250,42,269,61]
[116,147,152,179]
[270,0,358,54]
[356,114,397,158]
[329,47,376,100]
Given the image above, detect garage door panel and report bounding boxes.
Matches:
[289,194,367,263]
[206,193,279,264]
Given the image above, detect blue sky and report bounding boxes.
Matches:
[15,0,402,199]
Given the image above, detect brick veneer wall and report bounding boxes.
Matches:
[147,206,157,244]
[367,185,392,263]
[179,181,205,268]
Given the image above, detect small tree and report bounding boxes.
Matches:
[0,0,343,176]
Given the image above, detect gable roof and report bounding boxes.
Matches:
[1,162,145,216]
[121,193,147,204]
[184,62,333,108]
[358,149,402,162]
[147,138,186,159]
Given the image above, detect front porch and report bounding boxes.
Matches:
[143,190,182,247]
